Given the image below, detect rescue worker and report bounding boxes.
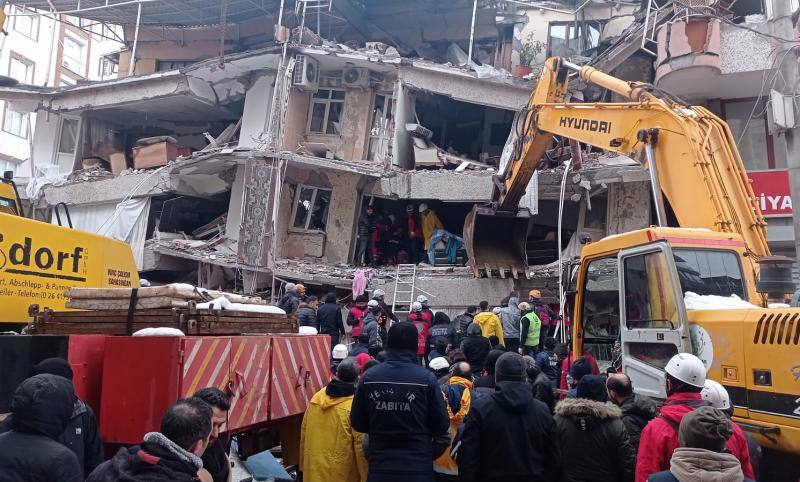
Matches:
[427,311,456,361]
[300,357,367,482]
[296,295,319,331]
[347,294,370,338]
[429,357,452,380]
[518,302,542,356]
[460,323,493,376]
[528,290,559,339]
[0,374,83,482]
[192,388,231,482]
[372,289,398,323]
[473,301,504,346]
[648,407,756,482]
[30,357,103,477]
[350,322,450,482]
[434,362,477,482]
[701,380,762,480]
[555,375,636,482]
[356,205,376,266]
[88,397,213,482]
[498,292,521,353]
[458,352,557,482]
[417,295,434,323]
[408,301,431,365]
[405,204,424,263]
[362,300,385,355]
[317,293,346,351]
[635,353,754,482]
[606,373,657,454]
[419,203,444,252]
[332,344,349,375]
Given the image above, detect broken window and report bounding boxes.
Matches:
[547,21,602,58]
[367,93,394,161]
[156,60,195,72]
[308,89,345,135]
[291,185,332,232]
[2,107,28,138]
[58,118,80,155]
[62,34,86,75]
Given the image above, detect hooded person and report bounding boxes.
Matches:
[349,333,371,357]
[460,323,493,376]
[554,375,636,482]
[457,352,557,482]
[648,406,755,482]
[473,301,505,346]
[606,373,657,454]
[362,300,386,356]
[497,292,521,353]
[566,357,593,398]
[0,374,83,482]
[300,357,368,482]
[88,397,213,482]
[474,349,505,393]
[350,321,450,482]
[427,311,455,360]
[0,357,104,478]
[636,354,754,482]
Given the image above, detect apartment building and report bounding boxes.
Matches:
[0,6,121,174]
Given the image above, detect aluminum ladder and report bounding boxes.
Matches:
[391,264,417,318]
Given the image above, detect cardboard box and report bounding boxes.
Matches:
[133,142,178,169]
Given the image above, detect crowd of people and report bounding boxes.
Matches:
[354,203,445,267]
[297,289,761,482]
[0,286,763,482]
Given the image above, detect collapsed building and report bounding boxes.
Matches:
[0,0,712,315]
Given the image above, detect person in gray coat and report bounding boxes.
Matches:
[497,292,521,353]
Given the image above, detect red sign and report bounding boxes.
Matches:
[749,170,792,216]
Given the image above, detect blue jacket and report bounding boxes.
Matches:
[350,350,449,478]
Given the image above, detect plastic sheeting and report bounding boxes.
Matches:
[52,197,151,270]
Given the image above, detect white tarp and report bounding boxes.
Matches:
[684,291,759,310]
[52,198,151,269]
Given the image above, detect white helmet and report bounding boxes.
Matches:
[701,379,731,410]
[419,203,428,213]
[411,301,423,312]
[664,353,707,388]
[332,344,348,360]
[367,299,380,309]
[429,357,449,371]
[373,289,386,298]
[417,295,428,304]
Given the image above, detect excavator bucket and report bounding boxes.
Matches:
[463,205,530,278]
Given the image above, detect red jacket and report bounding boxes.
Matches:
[348,305,368,337]
[635,392,754,482]
[408,312,431,356]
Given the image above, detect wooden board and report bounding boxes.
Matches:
[66,297,189,310]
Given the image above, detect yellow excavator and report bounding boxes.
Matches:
[0,174,140,325]
[464,57,800,454]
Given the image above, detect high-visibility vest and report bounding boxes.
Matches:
[522,311,542,347]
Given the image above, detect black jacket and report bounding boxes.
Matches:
[618,393,657,452]
[454,312,475,339]
[201,439,230,482]
[0,374,82,482]
[461,334,492,374]
[458,381,557,482]
[350,350,449,478]
[278,291,301,314]
[554,397,635,482]
[427,319,455,355]
[296,305,318,330]
[528,368,555,414]
[87,432,203,482]
[316,302,345,335]
[357,213,375,237]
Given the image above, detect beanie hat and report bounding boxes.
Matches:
[679,406,734,451]
[387,321,418,352]
[32,358,73,381]
[495,352,526,382]
[354,353,372,372]
[569,357,592,382]
[576,375,609,402]
[484,349,505,375]
[466,323,483,336]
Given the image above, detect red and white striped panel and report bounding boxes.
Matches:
[268,335,331,421]
[227,336,271,431]
[180,337,232,398]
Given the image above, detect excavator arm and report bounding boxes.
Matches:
[464,57,769,277]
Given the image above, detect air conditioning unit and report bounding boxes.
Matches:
[342,67,369,88]
[293,54,319,92]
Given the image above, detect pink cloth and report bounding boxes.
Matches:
[352,268,372,298]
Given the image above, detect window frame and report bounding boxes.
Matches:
[289,184,333,233]
[12,7,40,41]
[720,97,781,170]
[306,88,346,135]
[2,103,29,139]
[546,20,604,58]
[672,247,747,301]
[8,52,35,84]
[62,33,87,76]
